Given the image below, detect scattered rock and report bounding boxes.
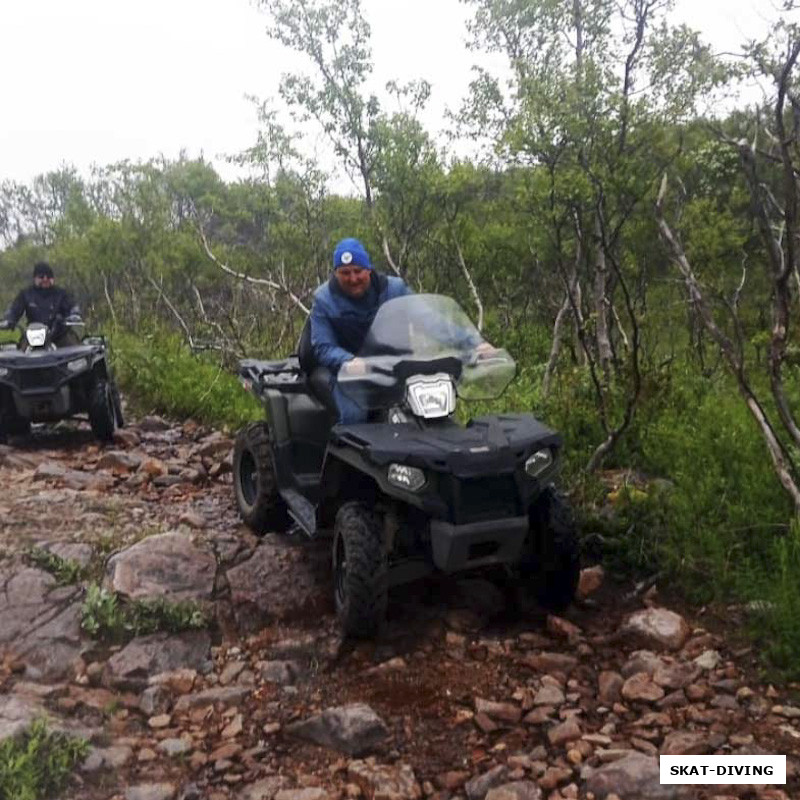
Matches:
[286,703,389,756]
[174,686,251,712]
[259,660,303,685]
[96,450,142,473]
[274,790,329,800]
[238,776,288,800]
[547,718,582,747]
[598,671,624,705]
[465,766,509,800]
[82,745,133,772]
[621,673,666,703]
[582,752,676,799]
[125,784,177,800]
[484,782,541,800]
[475,698,522,724]
[576,565,604,600]
[621,608,690,651]
[348,761,421,800]
[533,684,565,707]
[693,649,722,670]
[106,631,211,689]
[660,731,713,755]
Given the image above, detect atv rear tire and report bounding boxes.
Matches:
[333,501,388,638]
[524,487,580,611]
[88,379,116,442]
[233,422,290,534]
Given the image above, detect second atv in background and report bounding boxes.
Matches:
[0,316,124,444]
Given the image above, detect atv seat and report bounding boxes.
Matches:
[297,319,337,415]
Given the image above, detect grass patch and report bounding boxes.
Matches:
[111,329,261,431]
[0,719,88,800]
[24,547,85,586]
[80,584,208,643]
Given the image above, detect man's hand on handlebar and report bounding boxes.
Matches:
[341,357,367,377]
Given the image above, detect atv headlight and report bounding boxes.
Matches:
[388,463,426,492]
[525,449,554,479]
[67,357,89,373]
[0,367,7,377]
[25,327,47,347]
[406,374,455,419]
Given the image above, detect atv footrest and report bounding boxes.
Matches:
[430,515,528,573]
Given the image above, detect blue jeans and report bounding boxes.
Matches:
[332,379,368,424]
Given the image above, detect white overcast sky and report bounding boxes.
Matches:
[0,0,787,185]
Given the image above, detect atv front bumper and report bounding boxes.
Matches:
[430,515,528,573]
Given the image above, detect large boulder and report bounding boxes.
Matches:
[15,601,86,680]
[105,531,216,602]
[226,538,330,632]
[0,567,85,680]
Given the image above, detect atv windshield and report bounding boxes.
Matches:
[337,294,516,410]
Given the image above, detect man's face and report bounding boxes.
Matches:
[34,274,54,289]
[335,265,371,298]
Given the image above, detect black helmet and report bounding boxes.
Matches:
[33,261,54,279]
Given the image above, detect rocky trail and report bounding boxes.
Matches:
[0,417,798,800]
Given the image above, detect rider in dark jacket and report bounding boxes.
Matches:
[0,262,82,346]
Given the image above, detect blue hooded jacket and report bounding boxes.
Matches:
[310,271,411,372]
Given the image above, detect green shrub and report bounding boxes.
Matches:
[0,719,88,800]
[80,584,126,641]
[125,596,208,636]
[80,583,208,643]
[111,329,261,431]
[24,547,85,586]
[741,519,800,677]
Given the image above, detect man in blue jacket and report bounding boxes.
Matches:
[310,238,411,423]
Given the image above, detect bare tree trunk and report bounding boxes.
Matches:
[738,140,800,449]
[656,175,800,512]
[544,238,583,395]
[593,215,613,381]
[101,271,118,330]
[542,293,570,398]
[381,233,403,278]
[453,235,484,332]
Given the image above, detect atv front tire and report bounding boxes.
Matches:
[333,501,388,638]
[524,487,580,611]
[233,422,290,534]
[0,409,30,441]
[88,379,116,442]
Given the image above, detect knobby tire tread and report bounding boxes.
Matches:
[234,422,289,533]
[335,501,388,637]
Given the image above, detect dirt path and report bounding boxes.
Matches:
[0,418,797,800]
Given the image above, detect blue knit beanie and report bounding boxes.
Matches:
[333,238,372,270]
